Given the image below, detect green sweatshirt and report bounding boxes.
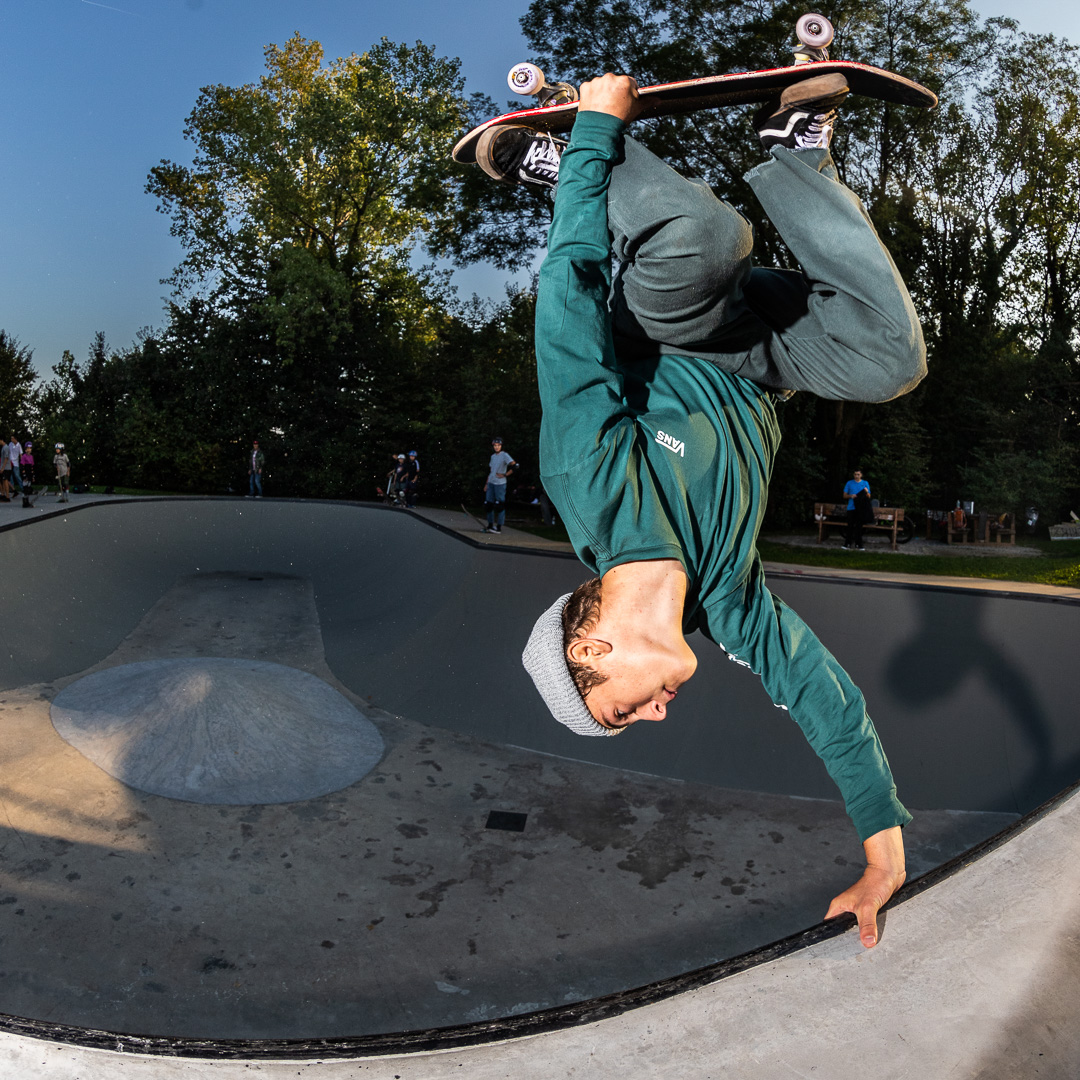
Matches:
[535,111,910,842]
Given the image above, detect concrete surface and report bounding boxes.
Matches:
[51,656,385,805]
[47,570,384,804]
[1,784,1075,1078]
[0,554,1011,1039]
[0,498,1077,1076]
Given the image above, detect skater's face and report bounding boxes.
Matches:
[569,635,698,731]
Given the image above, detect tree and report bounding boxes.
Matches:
[35,349,81,452]
[463,0,1004,267]
[897,31,1080,518]
[409,288,543,499]
[144,35,476,493]
[148,35,467,304]
[485,0,1080,525]
[34,35,549,501]
[0,331,38,438]
[441,0,1030,517]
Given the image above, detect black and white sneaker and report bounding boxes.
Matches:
[475,124,567,188]
[754,73,849,151]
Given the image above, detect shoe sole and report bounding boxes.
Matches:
[776,72,849,109]
[476,124,530,183]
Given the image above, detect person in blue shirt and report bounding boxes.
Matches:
[843,468,873,550]
[484,74,925,948]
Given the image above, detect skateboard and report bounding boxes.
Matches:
[452,13,936,166]
[461,504,489,532]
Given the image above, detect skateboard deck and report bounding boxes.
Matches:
[461,503,488,532]
[453,61,937,164]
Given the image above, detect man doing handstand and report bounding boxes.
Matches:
[479,72,925,948]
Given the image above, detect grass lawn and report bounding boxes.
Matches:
[503,518,574,545]
[757,535,1080,590]
[481,505,1080,590]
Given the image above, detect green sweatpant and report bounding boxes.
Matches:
[607,138,926,402]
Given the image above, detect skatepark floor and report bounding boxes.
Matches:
[1,495,1076,1079]
[0,500,1019,1040]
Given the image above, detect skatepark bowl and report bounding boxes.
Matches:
[0,498,1078,1078]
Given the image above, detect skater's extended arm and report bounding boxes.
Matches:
[704,574,907,946]
[704,566,910,840]
[701,562,909,945]
[534,78,642,477]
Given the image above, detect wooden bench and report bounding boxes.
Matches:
[814,502,905,551]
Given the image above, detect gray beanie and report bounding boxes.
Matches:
[521,593,616,737]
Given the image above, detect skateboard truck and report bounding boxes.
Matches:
[507,62,579,107]
[792,12,834,64]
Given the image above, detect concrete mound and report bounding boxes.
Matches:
[50,657,384,804]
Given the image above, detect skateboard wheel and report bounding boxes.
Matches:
[796,13,834,49]
[508,62,545,96]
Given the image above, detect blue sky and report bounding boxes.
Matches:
[1,0,1075,379]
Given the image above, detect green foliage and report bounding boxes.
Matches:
[18,10,1080,534]
[147,35,467,299]
[767,394,826,527]
[0,331,38,438]
[34,349,81,449]
[508,0,1003,263]
[417,289,543,498]
[429,93,555,267]
[511,0,1080,527]
[505,0,1080,533]
[960,444,1078,520]
[137,35,491,496]
[857,396,933,509]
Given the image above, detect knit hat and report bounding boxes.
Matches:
[521,593,616,737]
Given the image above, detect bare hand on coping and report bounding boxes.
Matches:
[824,825,907,948]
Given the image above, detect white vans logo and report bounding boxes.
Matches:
[655,430,685,457]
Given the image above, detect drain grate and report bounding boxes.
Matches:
[485,810,528,832]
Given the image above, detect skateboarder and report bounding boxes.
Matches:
[53,443,71,502]
[505,73,925,948]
